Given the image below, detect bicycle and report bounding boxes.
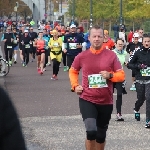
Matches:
[0,55,10,76]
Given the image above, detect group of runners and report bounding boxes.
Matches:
[1,21,150,150]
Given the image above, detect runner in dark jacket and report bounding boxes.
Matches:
[127,34,150,128]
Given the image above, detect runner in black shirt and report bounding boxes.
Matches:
[126,33,142,91]
[20,30,32,67]
[29,27,38,61]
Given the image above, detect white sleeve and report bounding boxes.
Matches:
[82,42,87,51]
[62,42,67,50]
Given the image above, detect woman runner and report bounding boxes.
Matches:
[34,32,46,75]
[12,28,19,64]
[113,38,127,121]
[48,30,62,80]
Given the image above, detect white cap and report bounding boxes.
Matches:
[24,30,29,33]
[133,33,139,38]
[70,24,76,28]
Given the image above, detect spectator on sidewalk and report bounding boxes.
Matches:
[113,23,119,41]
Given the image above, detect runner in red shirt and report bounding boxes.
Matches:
[69,25,125,150]
[45,22,51,31]
[128,29,134,42]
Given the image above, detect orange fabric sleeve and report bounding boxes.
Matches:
[111,40,115,47]
[109,70,125,82]
[69,67,80,90]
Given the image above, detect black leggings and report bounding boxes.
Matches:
[52,58,60,76]
[67,55,76,69]
[30,44,36,57]
[79,98,113,143]
[4,47,13,61]
[44,49,50,68]
[135,82,150,120]
[22,48,30,65]
[62,51,66,66]
[114,82,123,114]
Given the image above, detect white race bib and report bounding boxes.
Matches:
[140,67,150,76]
[13,40,18,44]
[7,46,12,48]
[25,44,30,48]
[53,42,59,47]
[88,74,108,88]
[69,43,77,49]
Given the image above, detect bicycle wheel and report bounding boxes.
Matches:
[0,59,10,76]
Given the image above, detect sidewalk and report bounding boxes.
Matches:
[22,114,149,150]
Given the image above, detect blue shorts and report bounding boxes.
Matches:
[14,45,19,50]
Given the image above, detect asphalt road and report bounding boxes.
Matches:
[0,32,149,150]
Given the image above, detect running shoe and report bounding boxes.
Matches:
[46,62,51,66]
[37,68,41,74]
[64,66,67,72]
[22,63,26,67]
[51,75,55,80]
[130,84,136,91]
[40,71,43,75]
[115,113,124,121]
[134,109,140,121]
[51,75,58,80]
[14,61,17,64]
[54,75,58,80]
[9,60,12,66]
[145,120,150,128]
[43,68,46,72]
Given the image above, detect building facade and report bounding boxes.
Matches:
[21,0,45,23]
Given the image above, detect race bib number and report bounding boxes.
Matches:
[13,40,18,44]
[88,74,108,88]
[69,43,77,49]
[53,42,59,47]
[140,67,150,76]
[25,44,30,48]
[7,46,12,48]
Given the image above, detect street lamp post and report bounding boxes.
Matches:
[38,0,41,21]
[50,0,51,21]
[120,0,123,25]
[90,0,93,27]
[45,0,47,20]
[60,0,62,13]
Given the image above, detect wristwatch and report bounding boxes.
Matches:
[109,73,113,79]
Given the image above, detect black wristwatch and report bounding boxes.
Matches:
[109,73,113,79]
